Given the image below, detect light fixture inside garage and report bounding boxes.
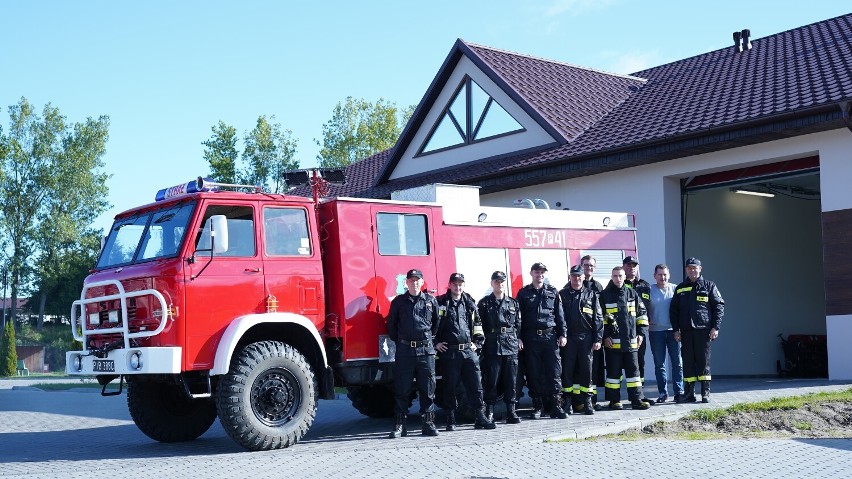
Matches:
[731,187,775,198]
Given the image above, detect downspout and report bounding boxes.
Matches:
[841,101,852,133]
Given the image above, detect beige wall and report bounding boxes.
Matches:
[481,128,852,378]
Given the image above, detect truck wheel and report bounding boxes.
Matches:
[127,379,217,443]
[346,385,396,418]
[217,341,317,451]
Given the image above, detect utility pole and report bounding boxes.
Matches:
[1,269,6,334]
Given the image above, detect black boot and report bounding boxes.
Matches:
[484,404,494,423]
[530,397,543,419]
[550,394,568,419]
[676,382,697,403]
[701,381,711,403]
[445,409,456,431]
[506,402,521,424]
[389,413,407,438]
[583,396,595,415]
[474,407,496,429]
[422,411,439,436]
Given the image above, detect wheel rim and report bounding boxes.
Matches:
[251,367,301,427]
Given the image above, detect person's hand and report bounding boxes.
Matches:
[637,335,643,347]
[592,342,601,351]
[673,331,681,342]
[604,337,613,349]
[435,342,448,352]
[558,336,567,347]
[518,339,524,351]
[710,328,719,341]
[470,342,477,352]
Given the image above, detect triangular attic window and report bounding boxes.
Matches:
[418,76,524,156]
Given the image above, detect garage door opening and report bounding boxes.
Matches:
[679,157,825,377]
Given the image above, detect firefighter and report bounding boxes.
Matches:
[622,256,655,405]
[580,255,607,411]
[517,262,568,419]
[559,265,603,415]
[435,273,495,431]
[386,269,440,438]
[477,271,522,424]
[671,257,725,403]
[600,266,650,410]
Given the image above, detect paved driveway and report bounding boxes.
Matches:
[1,378,851,478]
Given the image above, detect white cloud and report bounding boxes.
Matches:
[600,50,662,75]
[543,0,617,17]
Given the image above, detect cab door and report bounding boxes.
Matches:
[184,202,265,370]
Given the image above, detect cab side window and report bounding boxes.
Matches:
[195,205,256,257]
[264,207,311,256]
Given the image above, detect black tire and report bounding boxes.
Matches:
[346,384,396,418]
[216,341,317,451]
[127,379,217,443]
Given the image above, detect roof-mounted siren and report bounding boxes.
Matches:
[154,177,262,201]
[512,198,550,209]
[733,28,752,53]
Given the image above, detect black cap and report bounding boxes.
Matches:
[531,262,548,271]
[491,271,507,281]
[406,269,423,279]
[623,255,639,265]
[685,257,702,267]
[569,265,583,276]
[449,272,465,283]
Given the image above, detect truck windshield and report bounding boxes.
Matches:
[96,201,196,269]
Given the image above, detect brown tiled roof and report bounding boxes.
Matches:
[310,14,852,200]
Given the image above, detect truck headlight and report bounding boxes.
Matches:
[73,355,83,372]
[129,352,142,370]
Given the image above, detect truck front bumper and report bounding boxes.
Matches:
[66,347,182,376]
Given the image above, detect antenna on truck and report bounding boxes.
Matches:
[281,168,346,204]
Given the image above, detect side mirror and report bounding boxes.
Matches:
[210,215,229,254]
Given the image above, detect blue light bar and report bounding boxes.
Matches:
[155,178,215,201]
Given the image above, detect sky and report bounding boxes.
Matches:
[1,1,849,232]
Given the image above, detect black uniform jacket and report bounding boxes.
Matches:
[387,291,439,357]
[599,282,648,352]
[477,293,521,356]
[435,291,480,358]
[670,276,725,331]
[517,283,566,337]
[559,285,604,342]
[584,278,604,293]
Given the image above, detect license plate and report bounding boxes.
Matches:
[92,360,115,372]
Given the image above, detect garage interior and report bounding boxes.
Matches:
[680,159,825,377]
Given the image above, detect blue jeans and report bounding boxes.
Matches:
[649,330,684,396]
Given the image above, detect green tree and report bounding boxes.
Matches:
[33,232,101,322]
[0,317,16,376]
[241,115,298,193]
[0,97,110,324]
[202,121,239,184]
[315,97,413,168]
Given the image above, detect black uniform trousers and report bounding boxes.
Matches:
[522,332,562,397]
[560,333,595,406]
[440,352,485,410]
[637,338,647,382]
[516,349,538,400]
[394,354,436,414]
[592,348,605,402]
[680,329,712,383]
[604,349,643,402]
[482,354,518,405]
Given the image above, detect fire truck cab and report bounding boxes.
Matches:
[67,179,637,451]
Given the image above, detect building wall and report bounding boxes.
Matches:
[818,131,852,379]
[482,128,852,378]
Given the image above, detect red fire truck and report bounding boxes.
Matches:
[66,178,637,451]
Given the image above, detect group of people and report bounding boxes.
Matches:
[385,255,725,438]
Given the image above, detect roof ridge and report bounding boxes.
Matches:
[463,40,647,82]
[632,12,852,75]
